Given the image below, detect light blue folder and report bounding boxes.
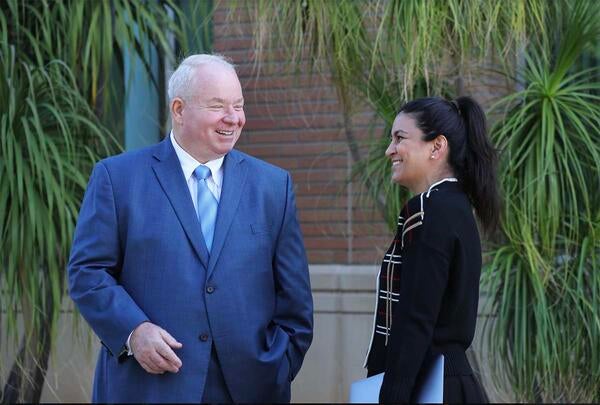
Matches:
[349,355,444,403]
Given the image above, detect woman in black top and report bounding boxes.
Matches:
[364,97,500,403]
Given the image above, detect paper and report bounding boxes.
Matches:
[349,355,444,403]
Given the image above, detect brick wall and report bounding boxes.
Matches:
[211,2,391,265]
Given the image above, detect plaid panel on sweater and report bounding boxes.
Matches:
[363,191,426,370]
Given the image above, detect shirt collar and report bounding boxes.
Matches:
[170,132,224,186]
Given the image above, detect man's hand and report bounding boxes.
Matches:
[130,322,183,374]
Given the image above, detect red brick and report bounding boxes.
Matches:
[351,237,392,249]
[350,251,387,265]
[244,116,343,131]
[213,0,391,264]
[244,88,339,105]
[245,102,341,117]
[214,37,254,51]
[213,17,254,36]
[240,131,290,144]
[301,224,349,237]
[350,224,391,237]
[213,7,254,24]
[304,238,348,250]
[294,155,349,170]
[242,75,333,91]
[294,130,346,143]
[298,210,348,223]
[296,195,347,210]
[251,156,347,171]
[294,182,346,196]
[239,129,346,144]
[291,169,347,183]
[307,250,336,263]
[238,143,346,158]
[234,61,324,78]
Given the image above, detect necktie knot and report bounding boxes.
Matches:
[194,165,211,180]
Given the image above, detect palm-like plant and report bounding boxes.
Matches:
[235,0,553,227]
[483,1,600,401]
[246,0,548,99]
[0,42,115,402]
[0,0,190,401]
[4,0,186,117]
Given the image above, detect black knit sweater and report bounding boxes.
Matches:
[364,179,482,403]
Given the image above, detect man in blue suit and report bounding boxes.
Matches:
[68,54,313,403]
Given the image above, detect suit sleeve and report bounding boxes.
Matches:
[271,172,314,381]
[68,162,149,357]
[379,210,452,403]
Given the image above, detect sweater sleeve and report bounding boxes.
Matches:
[379,207,453,403]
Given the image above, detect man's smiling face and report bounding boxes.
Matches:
[175,63,246,163]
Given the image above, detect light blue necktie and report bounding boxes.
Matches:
[194,165,218,252]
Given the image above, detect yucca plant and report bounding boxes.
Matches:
[482,1,600,401]
[0,0,191,401]
[3,0,186,118]
[245,0,549,99]
[234,0,554,227]
[2,0,189,143]
[0,42,116,401]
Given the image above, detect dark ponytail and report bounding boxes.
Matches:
[399,96,500,235]
[454,96,500,234]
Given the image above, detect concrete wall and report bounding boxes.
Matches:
[1,265,502,403]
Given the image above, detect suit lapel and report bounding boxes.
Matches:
[151,138,210,269]
[207,150,247,277]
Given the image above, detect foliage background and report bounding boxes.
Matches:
[1,0,598,402]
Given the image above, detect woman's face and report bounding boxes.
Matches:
[385,112,434,193]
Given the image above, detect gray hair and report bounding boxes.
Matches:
[167,54,236,100]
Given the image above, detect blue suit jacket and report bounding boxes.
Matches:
[68,138,313,402]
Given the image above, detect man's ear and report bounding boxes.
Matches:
[171,97,184,126]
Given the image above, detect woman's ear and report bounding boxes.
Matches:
[430,135,449,159]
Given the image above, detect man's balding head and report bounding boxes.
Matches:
[168,54,237,101]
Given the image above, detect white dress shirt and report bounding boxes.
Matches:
[170,131,224,204]
[125,132,225,355]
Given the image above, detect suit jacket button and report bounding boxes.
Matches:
[199,334,209,342]
[206,286,215,294]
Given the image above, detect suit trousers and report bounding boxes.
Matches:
[201,344,233,403]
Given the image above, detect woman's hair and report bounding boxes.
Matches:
[399,96,500,234]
